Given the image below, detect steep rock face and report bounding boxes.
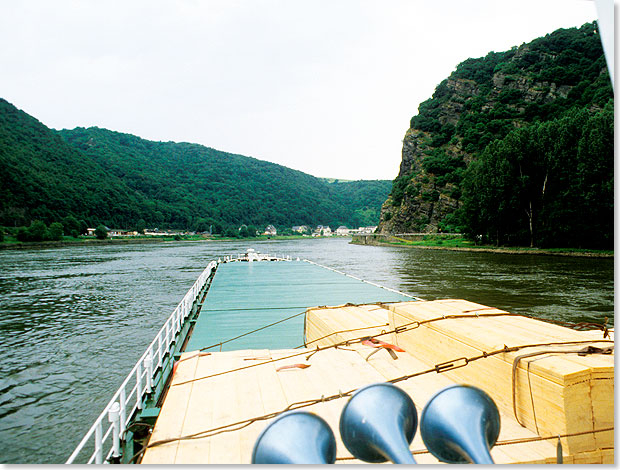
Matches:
[378,22,610,234]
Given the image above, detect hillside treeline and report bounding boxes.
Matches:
[0,98,390,233]
[381,22,613,249]
[462,103,613,249]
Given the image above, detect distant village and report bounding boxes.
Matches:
[85,225,378,238]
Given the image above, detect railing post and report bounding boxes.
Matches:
[136,362,143,409]
[119,387,127,437]
[108,402,121,463]
[157,335,163,370]
[95,421,103,464]
[145,352,153,394]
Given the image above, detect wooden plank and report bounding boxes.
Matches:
[346,339,558,465]
[396,312,569,433]
[601,448,615,464]
[305,305,392,348]
[172,351,235,463]
[591,378,614,449]
[143,342,612,465]
[141,352,201,463]
[390,299,605,350]
[389,301,613,386]
[204,352,245,464]
[386,301,614,456]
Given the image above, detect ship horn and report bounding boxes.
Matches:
[339,383,418,463]
[420,384,500,464]
[251,411,337,464]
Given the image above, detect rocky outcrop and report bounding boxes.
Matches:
[378,22,609,235]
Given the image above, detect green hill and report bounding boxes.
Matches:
[0,99,151,228]
[0,98,390,233]
[379,22,613,249]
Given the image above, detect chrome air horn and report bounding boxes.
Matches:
[251,411,337,464]
[420,384,500,464]
[339,383,418,463]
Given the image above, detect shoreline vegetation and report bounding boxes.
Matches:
[0,233,612,258]
[0,233,315,250]
[350,234,613,258]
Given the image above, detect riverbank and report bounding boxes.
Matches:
[350,234,613,258]
[0,234,322,250]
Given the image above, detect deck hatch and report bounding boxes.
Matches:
[184,260,413,352]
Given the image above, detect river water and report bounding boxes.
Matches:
[0,238,613,463]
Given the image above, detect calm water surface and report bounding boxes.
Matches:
[0,238,613,463]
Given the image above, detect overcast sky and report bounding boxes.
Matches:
[0,0,601,180]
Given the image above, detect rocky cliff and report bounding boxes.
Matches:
[378,22,611,234]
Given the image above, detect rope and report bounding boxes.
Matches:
[334,426,615,461]
[199,311,307,351]
[153,339,613,447]
[198,301,402,351]
[300,323,390,348]
[495,426,614,447]
[174,305,614,386]
[192,297,610,358]
[511,345,614,428]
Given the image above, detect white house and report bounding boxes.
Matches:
[264,225,277,236]
[314,225,332,237]
[336,226,350,236]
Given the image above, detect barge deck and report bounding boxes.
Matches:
[66,252,614,464]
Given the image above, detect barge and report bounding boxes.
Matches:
[66,250,614,464]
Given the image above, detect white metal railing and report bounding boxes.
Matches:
[222,250,291,263]
[65,261,218,464]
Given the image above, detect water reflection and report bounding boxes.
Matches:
[0,239,613,463]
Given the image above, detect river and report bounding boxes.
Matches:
[0,238,613,463]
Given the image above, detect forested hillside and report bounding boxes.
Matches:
[379,22,613,249]
[0,99,152,228]
[0,98,390,233]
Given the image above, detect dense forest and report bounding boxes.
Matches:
[379,22,613,249]
[0,98,390,234]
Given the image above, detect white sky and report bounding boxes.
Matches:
[0,0,602,180]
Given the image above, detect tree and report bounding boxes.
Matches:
[28,220,48,242]
[48,222,64,241]
[136,219,146,234]
[16,227,29,242]
[79,219,88,235]
[193,218,208,233]
[62,215,81,238]
[223,227,239,238]
[95,224,108,240]
[461,104,613,249]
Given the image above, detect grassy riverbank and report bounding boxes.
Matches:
[0,233,319,249]
[351,234,613,258]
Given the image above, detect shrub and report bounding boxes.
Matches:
[95,225,108,240]
[48,222,64,241]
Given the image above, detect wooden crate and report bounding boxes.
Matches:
[386,299,614,456]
